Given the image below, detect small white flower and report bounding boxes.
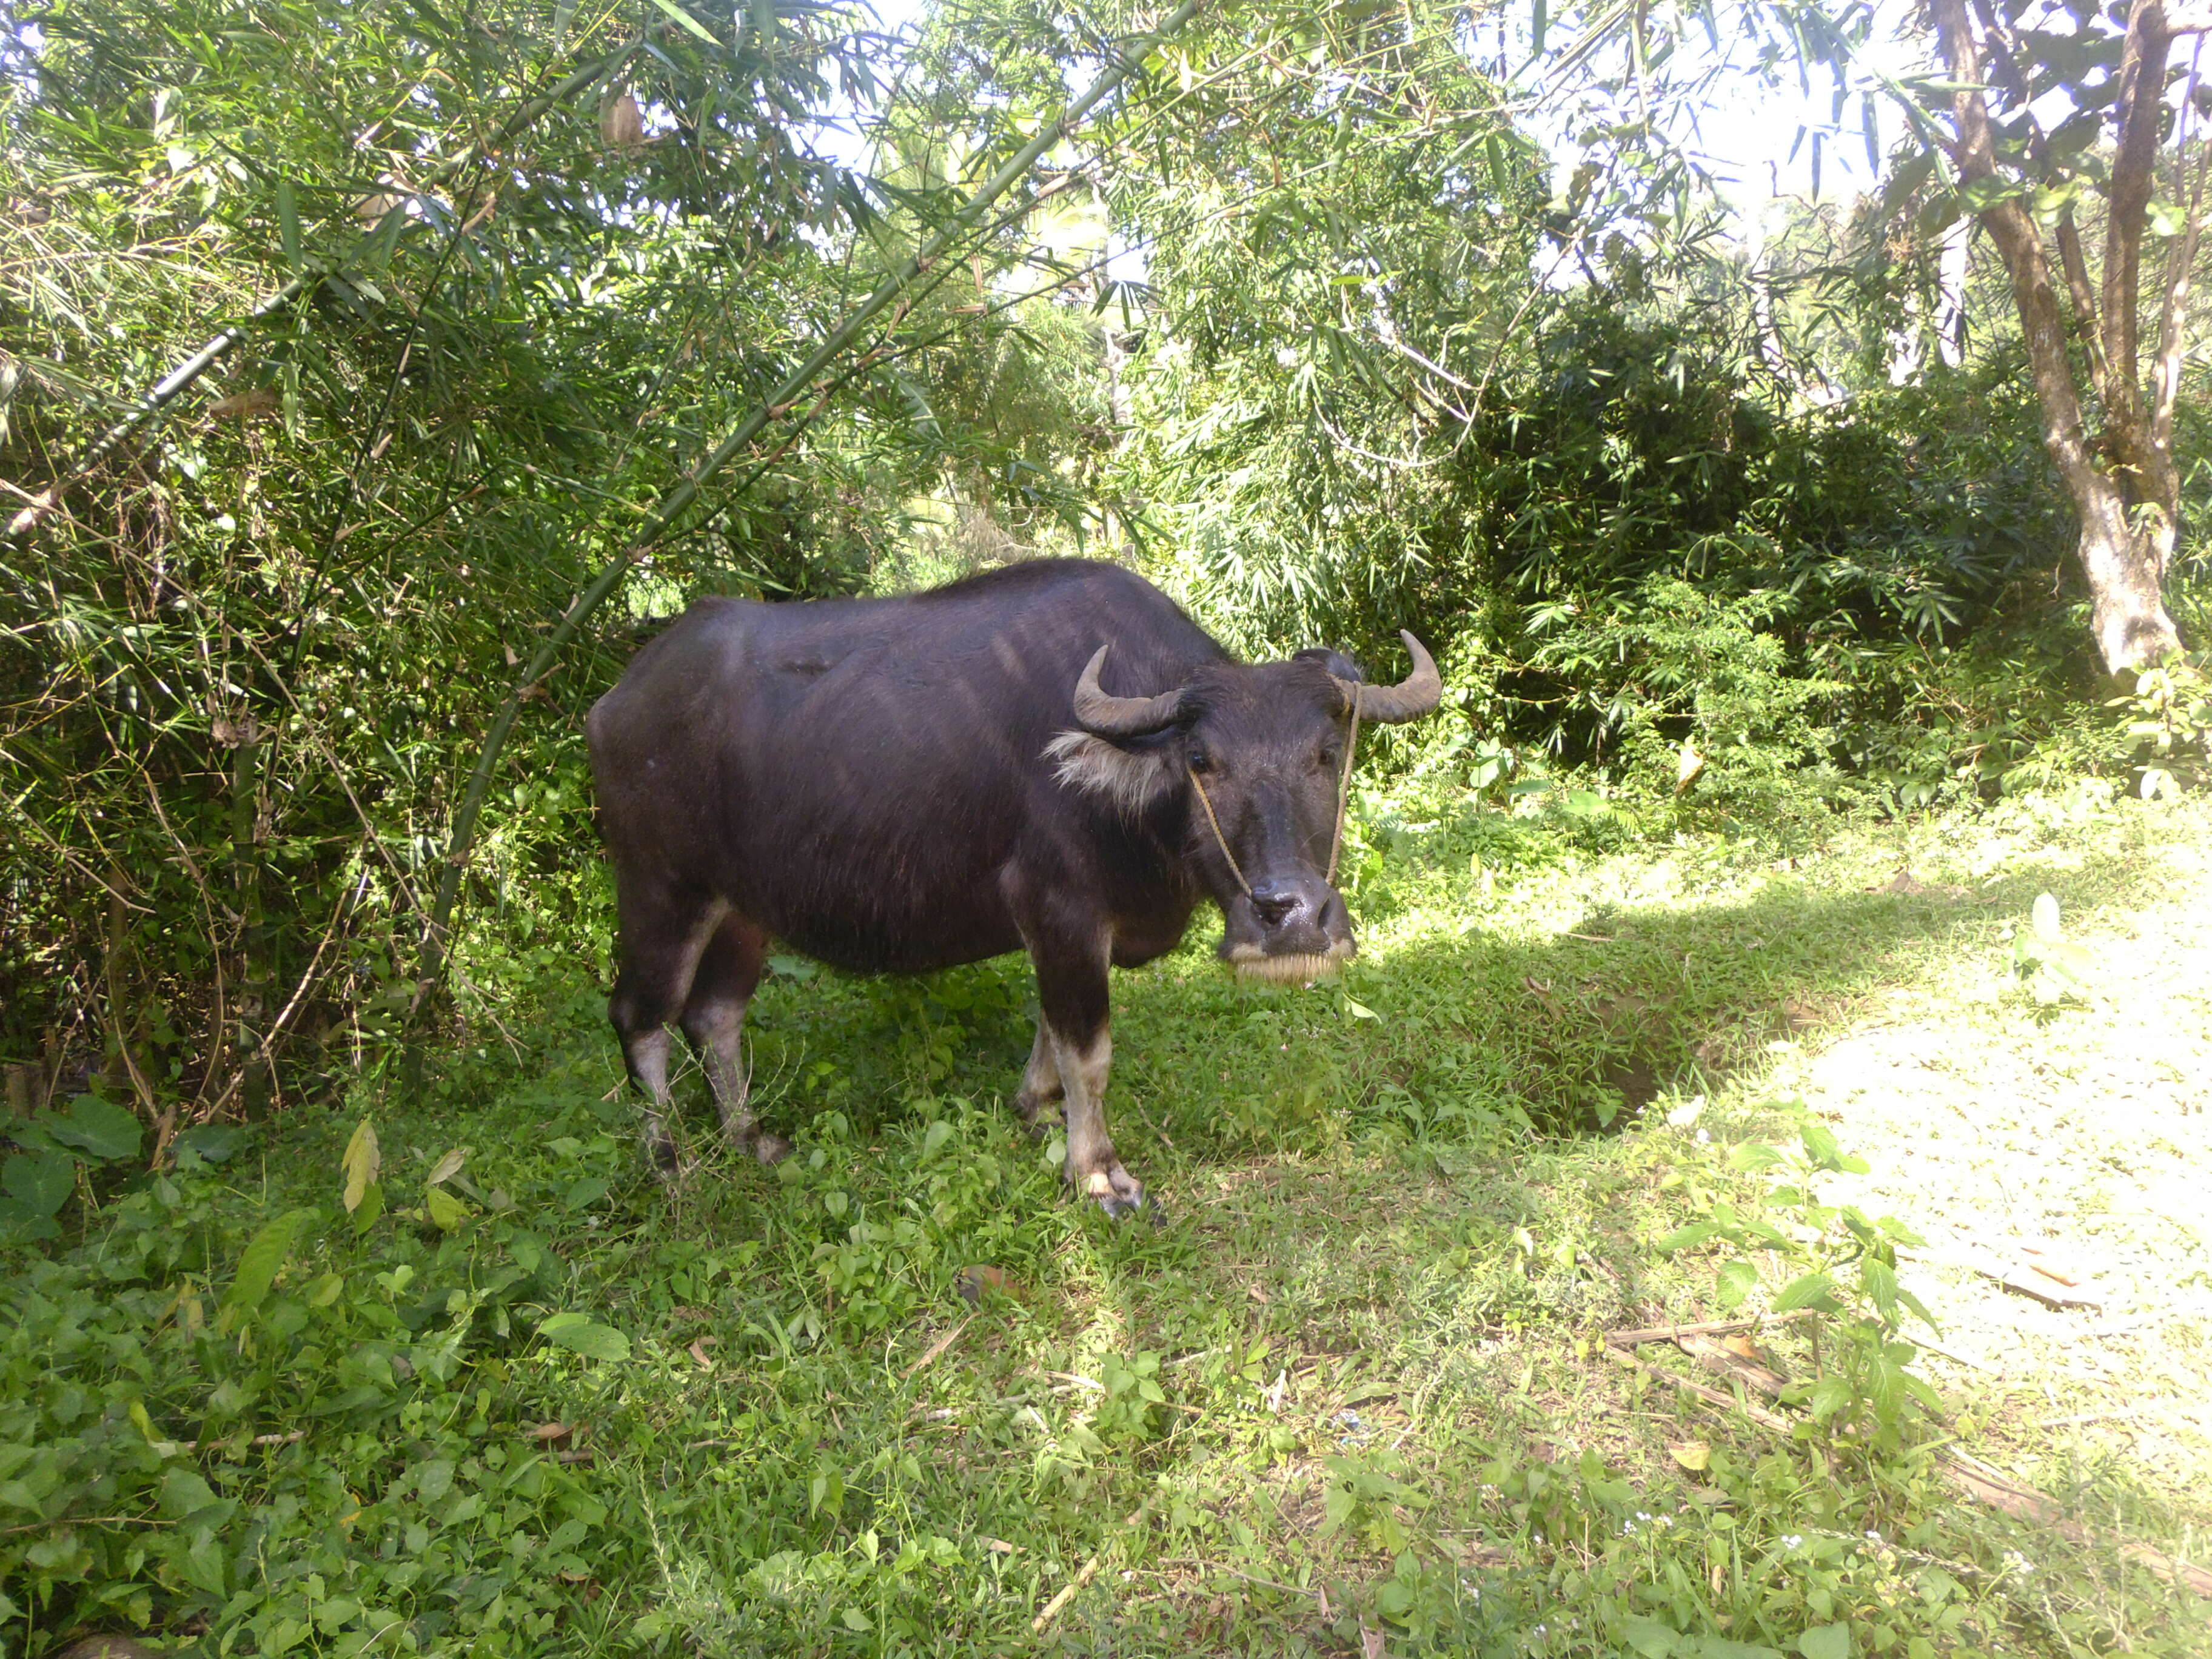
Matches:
[1695,1127,1712,1144]
[1782,1534,1803,1549]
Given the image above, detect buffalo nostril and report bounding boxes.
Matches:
[1250,883,1298,925]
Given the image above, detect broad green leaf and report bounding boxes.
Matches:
[226,1209,313,1312]
[1805,1376,1856,1420]
[2,1150,75,1217]
[1798,1123,1845,1170]
[1772,1273,1837,1313]
[159,1468,220,1518]
[424,1146,467,1186]
[1654,1222,1721,1253]
[177,1124,246,1163]
[0,1198,59,1242]
[539,1312,631,1361]
[1715,1259,1760,1310]
[349,1180,383,1236]
[341,1119,380,1213]
[46,1095,141,1161]
[1621,1615,1680,1658]
[1861,1255,1900,1318]
[424,1185,471,1231]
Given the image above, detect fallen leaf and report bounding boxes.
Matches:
[1362,1621,1387,1659]
[528,1421,572,1442]
[209,386,281,422]
[1669,1440,1711,1472]
[2020,1245,2086,1287]
[959,1264,1009,1304]
[688,1337,716,1371]
[985,1538,1016,1555]
[1720,1335,1762,1360]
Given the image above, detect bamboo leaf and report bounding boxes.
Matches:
[648,0,719,45]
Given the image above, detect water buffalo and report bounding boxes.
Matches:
[585,558,1439,1214]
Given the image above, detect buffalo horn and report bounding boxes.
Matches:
[1333,631,1441,723]
[1072,643,1187,737]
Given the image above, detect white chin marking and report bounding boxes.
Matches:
[1232,953,1347,984]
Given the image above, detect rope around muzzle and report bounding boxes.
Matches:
[1185,690,1364,899]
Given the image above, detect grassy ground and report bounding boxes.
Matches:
[7,783,2211,1657]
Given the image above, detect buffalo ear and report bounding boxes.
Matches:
[1292,647,1364,683]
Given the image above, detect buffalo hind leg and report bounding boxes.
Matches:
[680,911,789,1164]
[608,884,726,1178]
[1010,1022,1064,1133]
[1027,933,1147,1219]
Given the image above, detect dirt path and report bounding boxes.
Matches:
[1758,799,2212,1515]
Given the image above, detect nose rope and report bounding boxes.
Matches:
[1326,694,1362,887]
[1187,691,1364,903]
[1187,767,1253,897]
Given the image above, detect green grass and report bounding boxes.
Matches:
[7,782,2211,1657]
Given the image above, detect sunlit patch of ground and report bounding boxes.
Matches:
[1760,811,2212,1512]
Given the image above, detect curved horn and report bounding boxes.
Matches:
[1072,642,1187,738]
[1333,631,1442,724]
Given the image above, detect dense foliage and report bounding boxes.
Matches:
[4,2,2211,1643]
[5,0,2210,1114]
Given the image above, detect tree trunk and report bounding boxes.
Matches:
[2076,478,2184,674]
[1930,0,2186,674]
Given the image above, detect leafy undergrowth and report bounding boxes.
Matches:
[7,785,2211,1657]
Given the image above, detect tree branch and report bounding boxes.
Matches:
[2103,0,2175,402]
[1930,0,2106,504]
[2153,35,2208,457]
[1969,0,2113,401]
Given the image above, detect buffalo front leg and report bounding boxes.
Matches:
[680,911,790,1164]
[1027,935,1147,1218]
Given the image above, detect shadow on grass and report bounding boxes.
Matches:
[1110,840,2174,1158]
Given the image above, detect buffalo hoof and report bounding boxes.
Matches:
[1081,1162,1155,1222]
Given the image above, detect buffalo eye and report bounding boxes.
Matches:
[1188,749,1215,776]
[1315,747,1339,774]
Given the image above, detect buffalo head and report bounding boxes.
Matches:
[1061,632,1440,980]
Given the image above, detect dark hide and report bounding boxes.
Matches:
[585,559,1434,1213]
